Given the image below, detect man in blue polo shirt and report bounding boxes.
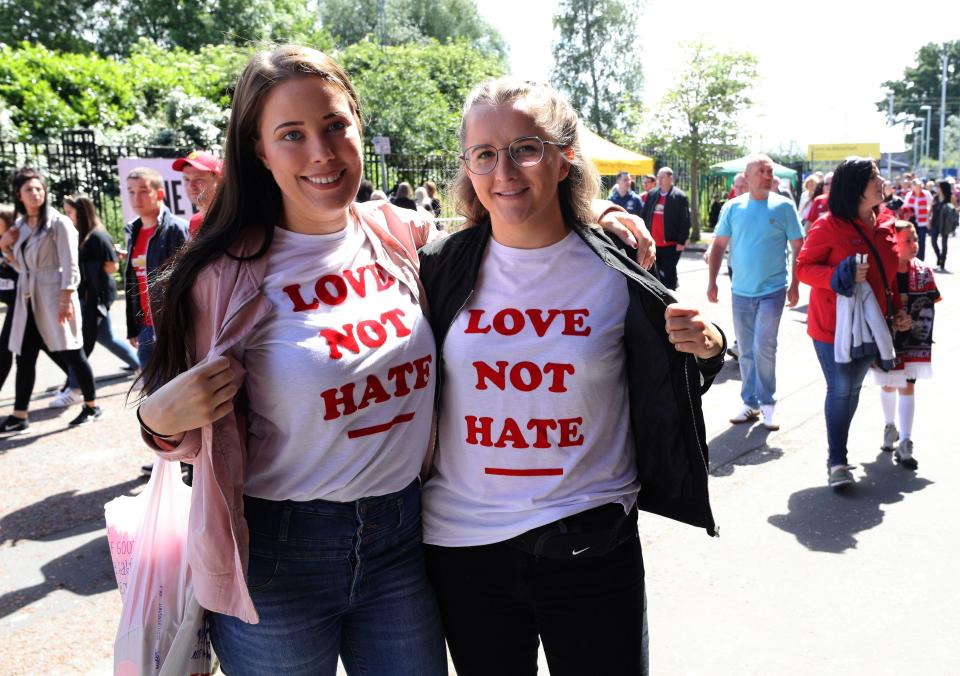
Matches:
[707,154,803,431]
[609,171,643,215]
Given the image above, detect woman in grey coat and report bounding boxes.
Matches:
[0,168,101,433]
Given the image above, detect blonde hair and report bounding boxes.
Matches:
[453,78,599,228]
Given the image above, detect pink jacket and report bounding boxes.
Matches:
[144,202,442,623]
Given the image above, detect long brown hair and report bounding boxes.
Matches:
[63,194,103,244]
[141,45,364,395]
[452,78,599,229]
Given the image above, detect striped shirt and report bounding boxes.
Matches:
[904,190,933,228]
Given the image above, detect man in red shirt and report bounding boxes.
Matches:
[123,167,189,368]
[172,151,223,238]
[639,167,690,290]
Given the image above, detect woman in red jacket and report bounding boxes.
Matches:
[797,158,910,489]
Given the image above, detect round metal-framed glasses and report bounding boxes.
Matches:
[460,136,567,175]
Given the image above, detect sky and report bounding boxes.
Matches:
[477,0,959,155]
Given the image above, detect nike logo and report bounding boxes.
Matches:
[571,547,591,556]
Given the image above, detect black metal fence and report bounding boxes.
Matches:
[1,130,749,240]
[0,130,193,243]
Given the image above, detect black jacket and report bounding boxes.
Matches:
[418,221,724,535]
[640,187,691,246]
[123,207,189,338]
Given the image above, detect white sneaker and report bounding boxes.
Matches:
[881,424,898,452]
[730,404,760,424]
[760,404,779,431]
[48,387,81,408]
[895,438,918,470]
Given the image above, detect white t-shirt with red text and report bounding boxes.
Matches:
[241,218,435,502]
[422,231,639,547]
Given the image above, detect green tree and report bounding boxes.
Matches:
[339,38,505,154]
[0,0,325,56]
[550,0,643,139]
[0,0,101,52]
[878,41,960,158]
[320,0,506,58]
[651,41,757,240]
[942,113,960,169]
[0,41,250,140]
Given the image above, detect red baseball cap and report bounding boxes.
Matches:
[172,150,223,175]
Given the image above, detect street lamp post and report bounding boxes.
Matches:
[939,48,949,176]
[914,119,926,174]
[920,104,932,173]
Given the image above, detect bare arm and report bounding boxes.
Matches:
[706,236,730,303]
[787,238,803,307]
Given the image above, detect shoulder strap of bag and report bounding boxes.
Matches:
[847,218,894,320]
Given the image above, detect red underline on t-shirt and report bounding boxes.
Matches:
[485,467,564,476]
[347,412,416,439]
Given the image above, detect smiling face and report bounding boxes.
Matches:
[461,101,571,245]
[255,76,363,234]
[19,178,46,216]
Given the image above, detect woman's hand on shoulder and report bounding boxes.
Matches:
[597,210,656,269]
[138,356,239,441]
[664,305,724,359]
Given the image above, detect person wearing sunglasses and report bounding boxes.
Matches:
[418,78,726,676]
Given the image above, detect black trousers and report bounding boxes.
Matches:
[655,245,683,290]
[14,305,95,411]
[425,522,648,676]
[0,301,69,391]
[930,226,948,267]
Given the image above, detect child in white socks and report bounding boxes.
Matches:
[873,221,940,469]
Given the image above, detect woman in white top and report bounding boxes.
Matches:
[417,78,726,676]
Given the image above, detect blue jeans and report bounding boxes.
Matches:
[812,340,874,467]
[731,289,786,408]
[98,311,140,369]
[136,325,155,370]
[209,480,447,676]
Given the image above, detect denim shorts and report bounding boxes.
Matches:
[209,480,447,676]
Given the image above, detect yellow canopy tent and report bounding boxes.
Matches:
[579,126,654,176]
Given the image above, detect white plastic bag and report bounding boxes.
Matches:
[105,459,212,676]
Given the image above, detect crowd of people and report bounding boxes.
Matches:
[1,40,953,676]
[0,151,223,435]
[704,155,948,488]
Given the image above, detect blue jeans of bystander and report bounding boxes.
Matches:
[731,289,786,408]
[812,340,875,467]
[136,325,154,370]
[208,480,447,676]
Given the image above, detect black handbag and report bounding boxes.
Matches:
[847,218,896,332]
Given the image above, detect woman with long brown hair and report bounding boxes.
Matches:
[45,194,140,408]
[134,45,448,675]
[0,169,101,432]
